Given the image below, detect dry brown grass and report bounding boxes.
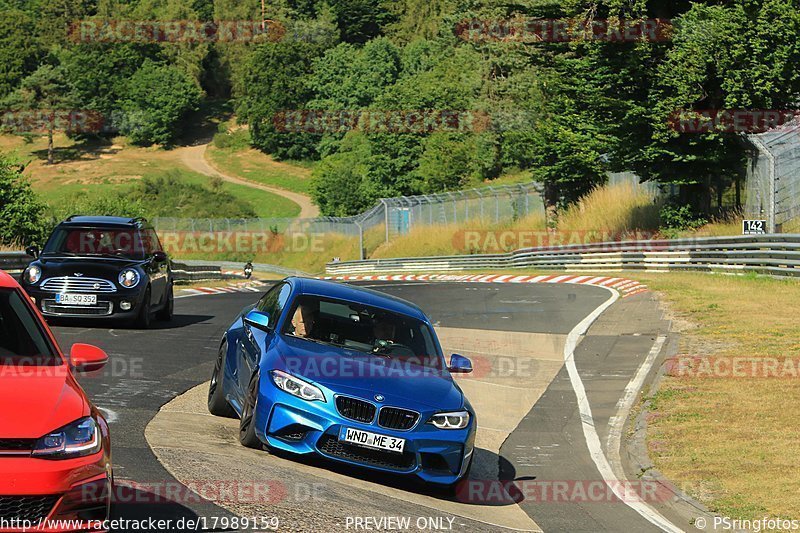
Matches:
[558,181,661,235]
[370,212,547,258]
[371,182,658,259]
[634,272,800,521]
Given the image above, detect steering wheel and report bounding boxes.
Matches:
[373,340,417,359]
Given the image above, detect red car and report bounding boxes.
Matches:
[0,270,112,532]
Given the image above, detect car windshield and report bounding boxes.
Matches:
[0,289,59,366]
[282,295,442,369]
[42,227,146,260]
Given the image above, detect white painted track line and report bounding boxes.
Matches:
[563,291,684,533]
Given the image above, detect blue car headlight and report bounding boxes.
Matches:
[32,417,101,459]
[428,410,471,430]
[271,370,325,402]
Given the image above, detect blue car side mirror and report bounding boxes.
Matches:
[449,354,473,374]
[244,310,271,332]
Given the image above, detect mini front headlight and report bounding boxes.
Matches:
[270,370,325,402]
[32,417,101,459]
[24,265,41,284]
[429,410,471,430]
[118,269,140,288]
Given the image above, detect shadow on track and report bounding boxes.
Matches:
[267,446,525,508]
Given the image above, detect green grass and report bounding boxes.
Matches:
[206,141,314,195]
[0,132,301,219]
[173,169,300,218]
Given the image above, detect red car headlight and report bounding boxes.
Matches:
[32,417,102,459]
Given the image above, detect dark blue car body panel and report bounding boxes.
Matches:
[218,277,475,485]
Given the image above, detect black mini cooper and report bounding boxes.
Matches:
[21,216,173,327]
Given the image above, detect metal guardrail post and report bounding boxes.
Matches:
[749,135,778,233]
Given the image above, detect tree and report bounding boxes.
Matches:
[119,61,202,146]
[311,132,376,216]
[235,41,326,159]
[59,43,164,117]
[11,64,77,165]
[0,155,45,246]
[309,37,401,109]
[0,9,41,99]
[633,1,800,212]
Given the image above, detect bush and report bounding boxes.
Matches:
[45,171,257,223]
[0,155,45,246]
[128,172,256,219]
[660,201,708,237]
[212,128,250,151]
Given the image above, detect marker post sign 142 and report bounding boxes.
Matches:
[742,220,767,235]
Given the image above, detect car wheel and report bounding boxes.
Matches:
[134,287,151,329]
[208,341,236,418]
[239,372,263,450]
[156,284,174,321]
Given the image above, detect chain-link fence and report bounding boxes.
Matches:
[745,121,800,232]
[153,182,544,259]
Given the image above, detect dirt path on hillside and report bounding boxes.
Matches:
[177,143,320,218]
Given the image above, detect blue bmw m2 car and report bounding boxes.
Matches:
[208,277,475,487]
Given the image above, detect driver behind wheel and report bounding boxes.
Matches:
[290,303,317,338]
[372,319,396,346]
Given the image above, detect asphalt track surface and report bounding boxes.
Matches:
[48,280,680,532]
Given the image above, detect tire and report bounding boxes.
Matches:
[208,341,236,418]
[239,372,263,450]
[135,287,151,329]
[156,284,174,321]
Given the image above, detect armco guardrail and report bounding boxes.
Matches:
[0,251,31,276]
[0,253,244,282]
[178,260,310,278]
[326,235,800,278]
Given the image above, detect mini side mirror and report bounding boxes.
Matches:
[244,310,271,332]
[449,354,473,374]
[70,343,108,373]
[152,251,168,262]
[25,245,39,258]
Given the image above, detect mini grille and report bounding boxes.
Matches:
[41,276,117,293]
[378,407,419,430]
[0,495,58,521]
[335,396,376,423]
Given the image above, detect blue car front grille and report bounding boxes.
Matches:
[317,434,416,471]
[335,396,376,423]
[378,407,419,431]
